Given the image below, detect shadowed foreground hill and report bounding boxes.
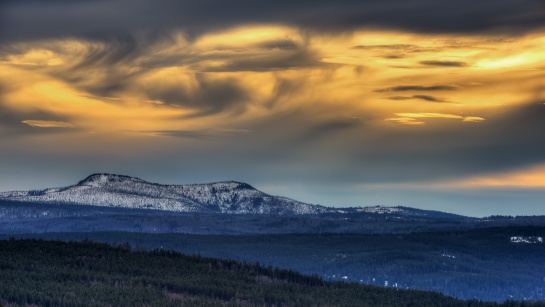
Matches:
[0,239,542,307]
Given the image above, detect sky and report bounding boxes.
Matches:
[1,0,545,217]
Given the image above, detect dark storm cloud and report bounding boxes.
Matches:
[386,95,449,102]
[376,85,459,92]
[419,61,468,67]
[2,0,545,45]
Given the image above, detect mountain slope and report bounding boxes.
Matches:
[0,173,473,219]
[0,173,330,215]
[3,238,519,307]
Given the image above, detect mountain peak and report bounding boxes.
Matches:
[207,181,257,191]
[2,174,326,214]
[76,173,146,187]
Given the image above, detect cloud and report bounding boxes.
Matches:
[419,61,467,67]
[201,49,325,72]
[351,44,441,54]
[141,75,251,117]
[391,112,484,122]
[141,128,251,139]
[365,101,545,186]
[384,117,425,125]
[351,43,458,61]
[376,85,459,92]
[303,118,361,140]
[386,96,412,101]
[386,95,449,102]
[257,39,300,51]
[412,95,449,102]
[21,120,74,128]
[2,0,545,47]
[0,27,326,118]
[352,44,417,50]
[462,116,485,122]
[385,162,545,191]
[437,163,545,189]
[263,77,307,109]
[0,90,76,135]
[385,112,485,125]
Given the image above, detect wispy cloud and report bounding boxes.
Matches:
[385,117,425,125]
[443,164,545,189]
[140,128,251,139]
[419,61,467,67]
[21,120,74,128]
[376,85,459,92]
[385,164,545,190]
[386,113,484,125]
[386,95,450,102]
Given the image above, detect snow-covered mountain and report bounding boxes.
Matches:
[0,173,471,219]
[0,174,332,215]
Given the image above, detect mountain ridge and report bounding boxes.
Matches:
[76,173,258,190]
[0,173,331,215]
[0,173,466,218]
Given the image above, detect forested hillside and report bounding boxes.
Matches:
[3,199,545,235]
[1,239,541,307]
[6,227,545,302]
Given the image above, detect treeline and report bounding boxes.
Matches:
[0,238,541,307]
[4,199,545,236]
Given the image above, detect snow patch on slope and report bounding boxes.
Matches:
[510,236,543,244]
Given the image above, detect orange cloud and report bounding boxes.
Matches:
[386,113,485,125]
[0,27,543,137]
[369,164,545,190]
[442,164,545,189]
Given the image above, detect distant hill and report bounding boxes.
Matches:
[335,205,467,219]
[0,173,330,215]
[0,173,464,218]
